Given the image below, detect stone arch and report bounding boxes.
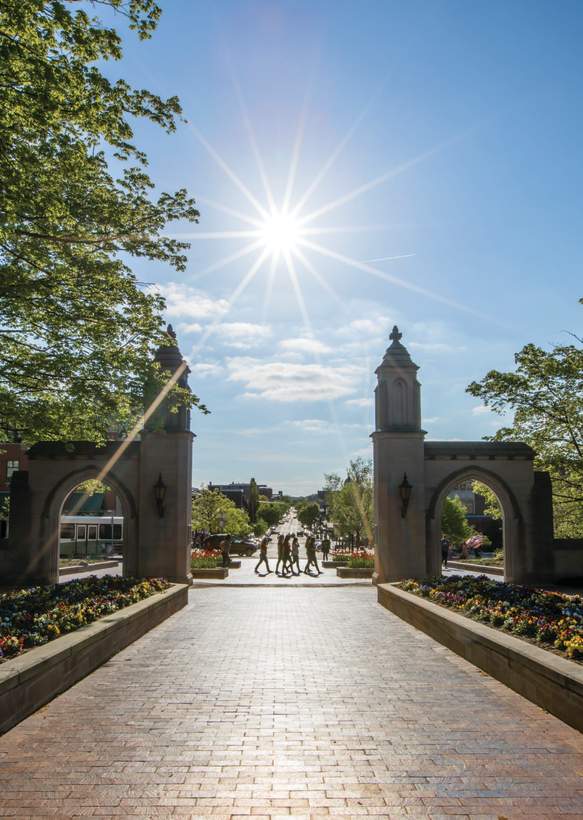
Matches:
[425,465,525,581]
[37,464,139,583]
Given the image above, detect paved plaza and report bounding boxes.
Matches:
[1,587,583,818]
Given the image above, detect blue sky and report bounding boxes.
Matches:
[111,1,581,494]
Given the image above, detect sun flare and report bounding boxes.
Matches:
[259,209,302,256]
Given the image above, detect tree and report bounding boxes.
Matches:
[324,459,374,547]
[257,501,288,527]
[441,496,474,546]
[472,481,502,521]
[467,303,583,537]
[248,478,258,523]
[297,501,320,531]
[192,489,252,537]
[0,1,203,443]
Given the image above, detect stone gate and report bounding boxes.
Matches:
[372,327,575,585]
[0,328,193,586]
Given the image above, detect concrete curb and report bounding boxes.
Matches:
[191,581,373,589]
[191,567,229,579]
[378,583,583,733]
[337,567,374,579]
[59,560,121,577]
[0,583,188,735]
[447,560,504,576]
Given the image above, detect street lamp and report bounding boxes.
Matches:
[218,511,227,533]
[154,473,167,518]
[398,474,413,519]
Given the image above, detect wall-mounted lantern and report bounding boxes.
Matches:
[154,473,167,518]
[398,473,413,518]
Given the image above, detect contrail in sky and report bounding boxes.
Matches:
[364,253,416,263]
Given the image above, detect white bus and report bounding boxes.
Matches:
[59,515,124,559]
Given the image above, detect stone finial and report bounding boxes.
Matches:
[167,323,177,341]
[389,325,402,343]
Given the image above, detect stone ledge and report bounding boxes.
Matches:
[0,583,188,735]
[378,582,583,733]
[59,560,121,576]
[337,567,374,578]
[191,567,229,579]
[447,560,504,576]
[323,560,346,568]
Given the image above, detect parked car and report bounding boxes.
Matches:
[198,533,258,556]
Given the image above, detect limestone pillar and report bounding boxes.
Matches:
[372,327,426,583]
[137,326,193,584]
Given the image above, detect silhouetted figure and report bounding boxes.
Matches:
[441,536,450,568]
[275,534,285,576]
[282,534,293,576]
[221,535,232,568]
[255,536,272,575]
[322,537,331,560]
[291,535,301,575]
[303,536,322,576]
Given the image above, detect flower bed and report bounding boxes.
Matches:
[399,576,583,661]
[191,548,222,569]
[331,549,374,568]
[0,576,170,662]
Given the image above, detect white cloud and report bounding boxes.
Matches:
[190,361,224,378]
[286,419,368,434]
[226,357,364,403]
[409,341,466,353]
[338,315,391,338]
[279,337,332,355]
[178,322,203,334]
[211,322,272,349]
[346,397,373,408]
[152,282,229,320]
[472,405,491,416]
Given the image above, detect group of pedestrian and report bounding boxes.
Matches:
[254,533,323,577]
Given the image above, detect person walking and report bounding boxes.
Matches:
[275,533,285,576]
[441,536,450,569]
[221,534,232,568]
[303,535,322,576]
[290,534,301,576]
[254,536,272,575]
[322,537,331,561]
[282,534,293,576]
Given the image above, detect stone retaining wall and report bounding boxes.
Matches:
[378,582,583,733]
[337,567,374,578]
[0,583,188,735]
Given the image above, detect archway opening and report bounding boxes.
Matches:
[442,479,504,574]
[430,469,516,580]
[58,479,125,578]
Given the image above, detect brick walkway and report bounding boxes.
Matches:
[1,587,583,818]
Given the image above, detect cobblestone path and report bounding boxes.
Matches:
[1,587,583,818]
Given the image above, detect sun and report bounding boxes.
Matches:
[259,209,302,256]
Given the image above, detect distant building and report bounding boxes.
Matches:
[206,481,275,509]
[0,442,28,493]
[0,443,29,538]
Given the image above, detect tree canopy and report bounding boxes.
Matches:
[191,489,252,538]
[0,1,202,443]
[324,458,374,547]
[441,495,474,546]
[467,303,583,537]
[296,501,320,531]
[472,481,502,520]
[257,501,289,527]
